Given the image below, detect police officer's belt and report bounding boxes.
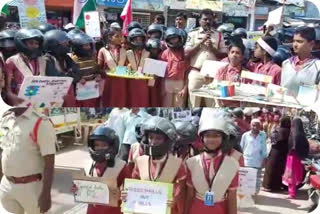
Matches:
[6,174,42,184]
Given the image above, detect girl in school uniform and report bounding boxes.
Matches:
[184,109,243,214]
[72,126,129,214]
[123,116,187,214]
[126,28,151,107]
[98,28,127,107]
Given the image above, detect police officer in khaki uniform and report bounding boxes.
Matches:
[185,9,228,107]
[0,107,56,214]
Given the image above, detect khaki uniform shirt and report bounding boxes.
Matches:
[0,107,56,177]
[185,27,227,70]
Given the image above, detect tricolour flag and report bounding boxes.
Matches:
[73,0,97,29]
[0,0,13,15]
[121,0,133,36]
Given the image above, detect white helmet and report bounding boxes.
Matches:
[198,108,237,137]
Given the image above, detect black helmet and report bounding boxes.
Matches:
[35,23,57,34]
[141,116,177,158]
[14,28,44,59]
[172,119,198,145]
[146,38,161,51]
[128,28,146,48]
[67,28,85,41]
[273,45,292,66]
[217,23,235,33]
[0,29,16,48]
[147,24,163,39]
[44,30,71,57]
[232,108,244,118]
[71,32,95,58]
[128,21,143,32]
[164,27,185,49]
[232,28,247,39]
[88,126,119,166]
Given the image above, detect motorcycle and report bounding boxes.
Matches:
[301,158,320,213]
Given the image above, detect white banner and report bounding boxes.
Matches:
[18,76,73,107]
[84,11,101,38]
[17,0,47,28]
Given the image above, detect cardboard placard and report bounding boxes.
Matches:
[76,80,100,101]
[84,11,101,39]
[238,167,258,196]
[18,76,73,107]
[122,179,173,214]
[72,170,119,207]
[143,58,168,78]
[296,85,319,106]
[200,60,228,78]
[241,70,273,84]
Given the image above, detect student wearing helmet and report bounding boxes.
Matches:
[172,119,199,160]
[98,27,127,106]
[0,29,17,63]
[147,24,164,40]
[5,28,46,106]
[0,29,17,96]
[126,28,151,107]
[72,126,129,214]
[184,109,243,214]
[161,27,189,107]
[43,29,80,106]
[127,119,147,174]
[146,38,163,107]
[70,32,104,107]
[124,116,187,214]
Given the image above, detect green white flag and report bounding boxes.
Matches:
[73,0,97,29]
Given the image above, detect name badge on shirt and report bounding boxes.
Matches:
[204,191,215,206]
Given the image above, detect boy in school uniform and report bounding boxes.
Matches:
[281,27,320,97]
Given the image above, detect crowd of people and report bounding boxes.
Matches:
[0,105,314,214]
[70,107,309,214]
[0,9,320,108]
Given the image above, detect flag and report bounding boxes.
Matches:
[0,0,13,15]
[73,0,97,29]
[121,0,133,36]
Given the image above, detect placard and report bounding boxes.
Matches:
[73,180,110,205]
[266,83,287,103]
[241,70,273,84]
[238,167,258,195]
[76,80,100,101]
[143,58,168,78]
[265,6,284,26]
[172,110,192,121]
[200,60,228,78]
[296,85,319,106]
[72,169,119,207]
[17,0,47,28]
[18,76,73,107]
[84,11,101,39]
[122,179,173,214]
